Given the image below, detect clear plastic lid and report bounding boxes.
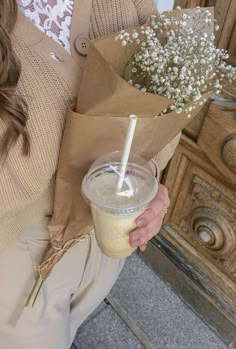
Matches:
[82,151,158,215]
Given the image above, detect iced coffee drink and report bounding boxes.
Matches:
[82,152,158,258]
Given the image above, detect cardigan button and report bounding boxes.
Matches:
[74,36,90,56]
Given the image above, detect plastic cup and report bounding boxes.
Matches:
[82,151,158,258]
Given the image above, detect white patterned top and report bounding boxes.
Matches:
[17,0,74,53]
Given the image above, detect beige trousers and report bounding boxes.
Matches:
[0,224,125,349]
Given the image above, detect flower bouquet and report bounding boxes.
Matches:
[26,6,235,305]
[116,6,235,116]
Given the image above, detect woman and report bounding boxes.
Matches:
[0,1,179,348]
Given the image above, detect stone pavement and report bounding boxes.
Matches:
[72,253,229,349]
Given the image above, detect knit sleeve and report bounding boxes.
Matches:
[152,132,181,181]
[132,0,158,25]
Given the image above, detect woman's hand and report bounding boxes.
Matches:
[129,163,170,252]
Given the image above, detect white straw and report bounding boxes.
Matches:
[116,115,137,192]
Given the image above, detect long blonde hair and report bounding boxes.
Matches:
[0,0,29,157]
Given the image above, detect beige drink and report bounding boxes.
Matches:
[90,172,150,258]
[82,152,158,258]
[91,206,141,258]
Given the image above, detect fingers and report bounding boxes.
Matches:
[129,211,165,248]
[139,243,147,252]
[129,183,170,249]
[136,208,156,228]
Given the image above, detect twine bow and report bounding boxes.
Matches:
[25,233,91,307]
[39,234,91,275]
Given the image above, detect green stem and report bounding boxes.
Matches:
[25,272,40,307]
[32,280,44,307]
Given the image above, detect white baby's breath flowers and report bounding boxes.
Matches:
[116,7,236,117]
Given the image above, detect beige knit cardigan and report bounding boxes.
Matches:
[0,0,180,248]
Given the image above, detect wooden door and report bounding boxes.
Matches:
[141,2,236,346]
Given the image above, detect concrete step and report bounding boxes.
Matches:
[73,253,229,349]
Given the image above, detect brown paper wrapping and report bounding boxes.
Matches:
[39,8,213,279]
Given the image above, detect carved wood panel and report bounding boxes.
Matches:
[198,102,236,185]
[163,138,236,282]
